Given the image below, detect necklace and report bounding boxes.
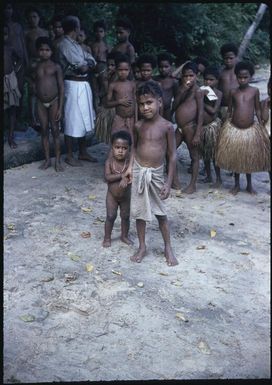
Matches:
[112,158,127,174]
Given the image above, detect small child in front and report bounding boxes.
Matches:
[34,36,64,171]
[216,61,270,194]
[106,54,136,138]
[103,130,133,247]
[124,81,178,266]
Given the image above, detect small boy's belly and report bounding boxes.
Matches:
[36,80,58,102]
[175,101,197,127]
[116,105,135,118]
[231,111,255,129]
[109,183,130,201]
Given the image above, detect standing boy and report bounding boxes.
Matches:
[216,61,270,194]
[124,81,178,266]
[103,131,133,247]
[218,43,239,122]
[106,54,136,138]
[155,52,179,121]
[34,37,64,171]
[57,15,97,166]
[172,62,204,193]
[112,18,135,65]
[201,66,222,186]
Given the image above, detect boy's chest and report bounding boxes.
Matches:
[37,63,55,78]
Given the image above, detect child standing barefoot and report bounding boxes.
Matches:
[34,37,64,171]
[103,131,133,247]
[124,81,178,266]
[216,61,270,195]
[200,66,223,186]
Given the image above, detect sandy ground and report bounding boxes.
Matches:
[3,64,271,382]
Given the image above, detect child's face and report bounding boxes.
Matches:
[107,59,116,75]
[236,69,251,88]
[197,63,206,75]
[158,60,171,77]
[116,26,129,43]
[38,43,52,61]
[28,11,40,28]
[53,21,63,38]
[223,51,237,69]
[117,62,130,81]
[77,30,86,44]
[95,27,105,40]
[140,63,153,81]
[204,74,218,88]
[138,93,161,120]
[182,69,197,87]
[133,66,141,80]
[112,138,129,161]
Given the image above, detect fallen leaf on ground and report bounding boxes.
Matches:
[88,194,96,200]
[68,253,81,262]
[81,207,92,213]
[171,280,183,287]
[80,231,91,238]
[229,223,235,226]
[64,273,78,282]
[31,176,37,179]
[198,340,211,354]
[94,217,105,223]
[210,229,217,238]
[159,272,169,276]
[7,224,15,230]
[112,270,122,276]
[137,282,144,288]
[175,312,188,322]
[196,245,206,250]
[86,263,94,272]
[240,252,250,255]
[3,235,9,240]
[19,314,35,322]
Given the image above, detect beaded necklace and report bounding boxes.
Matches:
[111,158,127,174]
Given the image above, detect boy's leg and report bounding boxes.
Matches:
[78,136,98,162]
[64,135,81,166]
[120,197,133,245]
[8,106,17,149]
[246,173,256,195]
[182,125,199,194]
[37,101,51,169]
[213,161,222,187]
[230,173,240,195]
[49,100,63,172]
[203,159,212,183]
[156,215,178,266]
[172,128,183,189]
[130,219,147,263]
[103,191,118,247]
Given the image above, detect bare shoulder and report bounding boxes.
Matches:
[214,88,223,98]
[135,119,144,130]
[159,115,174,132]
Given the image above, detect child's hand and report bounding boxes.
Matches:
[160,183,170,200]
[120,96,133,107]
[55,109,62,121]
[119,175,128,188]
[123,167,133,184]
[192,133,201,146]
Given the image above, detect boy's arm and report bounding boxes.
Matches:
[104,158,123,183]
[160,123,176,199]
[227,90,234,119]
[261,98,270,123]
[254,88,262,125]
[123,123,138,183]
[55,64,64,121]
[127,44,135,64]
[192,89,204,146]
[106,82,132,108]
[172,82,190,112]
[203,90,222,116]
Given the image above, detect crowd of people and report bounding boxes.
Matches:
[4,3,271,266]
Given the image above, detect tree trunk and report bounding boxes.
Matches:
[238,3,268,61]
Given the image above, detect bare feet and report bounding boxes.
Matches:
[246,186,257,195]
[130,247,146,263]
[78,154,98,163]
[65,157,82,167]
[8,137,17,149]
[39,159,51,170]
[165,246,178,266]
[182,184,196,194]
[171,182,182,190]
[230,186,240,195]
[120,236,133,245]
[102,239,111,247]
[55,161,64,172]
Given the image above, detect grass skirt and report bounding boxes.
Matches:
[215,119,271,173]
[201,117,221,161]
[95,106,115,144]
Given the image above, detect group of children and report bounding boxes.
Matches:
[4,5,271,267]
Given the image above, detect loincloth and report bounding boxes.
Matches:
[38,95,58,109]
[215,119,271,173]
[200,117,222,161]
[95,106,115,144]
[111,114,135,134]
[131,159,167,222]
[4,70,21,110]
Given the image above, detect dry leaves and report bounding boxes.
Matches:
[196,245,206,250]
[80,231,91,238]
[88,194,96,200]
[112,270,122,276]
[19,314,35,322]
[86,263,94,272]
[210,229,217,238]
[68,252,81,262]
[175,312,188,322]
[81,207,92,213]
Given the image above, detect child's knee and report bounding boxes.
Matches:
[106,213,117,223]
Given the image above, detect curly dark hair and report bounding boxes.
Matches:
[220,43,238,57]
[234,61,255,77]
[111,130,132,146]
[136,80,163,99]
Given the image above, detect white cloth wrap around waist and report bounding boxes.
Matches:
[64,79,96,138]
[131,158,167,222]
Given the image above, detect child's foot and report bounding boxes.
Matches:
[8,137,17,149]
[171,182,182,190]
[120,236,133,245]
[246,186,257,195]
[65,157,82,167]
[202,176,212,183]
[78,153,98,163]
[39,160,51,170]
[130,247,146,263]
[102,239,111,247]
[165,246,178,266]
[230,186,240,195]
[182,184,196,194]
[55,161,64,172]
